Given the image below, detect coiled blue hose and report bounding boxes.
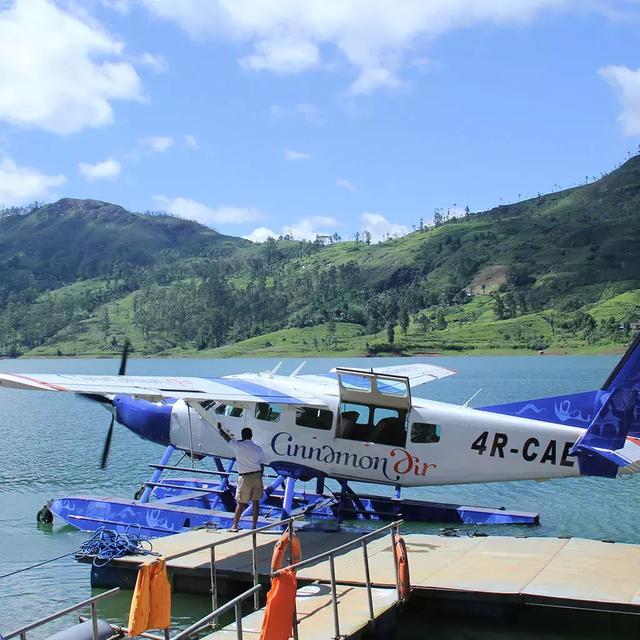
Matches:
[75,525,158,567]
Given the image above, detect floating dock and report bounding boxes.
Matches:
[86,528,640,615]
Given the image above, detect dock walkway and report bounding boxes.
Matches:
[98,529,640,614]
[201,584,398,640]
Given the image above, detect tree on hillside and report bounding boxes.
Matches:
[399,308,410,335]
[416,312,431,334]
[387,323,395,344]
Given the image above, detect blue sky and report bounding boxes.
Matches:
[1,0,639,242]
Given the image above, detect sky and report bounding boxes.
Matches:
[0,0,640,243]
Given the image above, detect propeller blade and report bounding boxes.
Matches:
[118,339,130,376]
[100,415,115,469]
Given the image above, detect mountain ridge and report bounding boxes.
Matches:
[2,154,640,357]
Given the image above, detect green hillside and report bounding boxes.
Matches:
[2,155,640,357]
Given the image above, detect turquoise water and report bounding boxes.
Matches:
[1,354,638,637]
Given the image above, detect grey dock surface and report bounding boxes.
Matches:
[201,584,398,640]
[88,529,640,613]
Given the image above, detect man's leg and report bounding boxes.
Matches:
[252,499,260,529]
[231,502,245,531]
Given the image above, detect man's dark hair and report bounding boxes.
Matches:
[241,427,253,440]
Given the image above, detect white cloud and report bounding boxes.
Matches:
[78,157,121,181]
[244,215,338,242]
[284,148,312,161]
[600,64,640,136]
[140,0,567,94]
[184,134,199,148]
[244,226,278,242]
[240,36,320,73]
[0,0,143,134]
[336,178,356,191]
[154,195,259,226]
[350,66,402,96]
[141,135,174,152]
[0,156,66,205]
[361,212,408,242]
[138,52,168,73]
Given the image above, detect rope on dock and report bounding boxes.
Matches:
[75,525,159,567]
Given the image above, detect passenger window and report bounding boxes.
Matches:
[338,403,406,447]
[411,423,441,444]
[296,407,333,430]
[215,403,244,417]
[255,403,281,422]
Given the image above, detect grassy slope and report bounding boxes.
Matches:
[15,156,640,357]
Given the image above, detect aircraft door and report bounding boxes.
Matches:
[333,369,412,479]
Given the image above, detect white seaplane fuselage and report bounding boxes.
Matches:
[169,381,583,487]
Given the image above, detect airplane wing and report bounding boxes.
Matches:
[0,373,328,406]
[298,363,456,392]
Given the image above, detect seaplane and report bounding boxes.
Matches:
[1,335,640,538]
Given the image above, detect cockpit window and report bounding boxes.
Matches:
[296,407,333,430]
[411,422,441,444]
[214,403,244,417]
[255,402,281,422]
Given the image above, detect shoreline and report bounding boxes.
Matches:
[2,344,627,360]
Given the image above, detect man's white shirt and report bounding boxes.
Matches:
[228,439,266,474]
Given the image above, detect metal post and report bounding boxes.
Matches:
[328,554,340,640]
[390,526,400,602]
[163,629,170,640]
[19,633,26,640]
[210,546,218,626]
[252,532,259,610]
[140,445,175,503]
[90,602,99,640]
[235,602,243,640]
[361,540,375,624]
[288,519,299,640]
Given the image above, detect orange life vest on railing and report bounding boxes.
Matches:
[271,530,302,572]
[128,557,171,636]
[393,533,411,600]
[258,568,297,640]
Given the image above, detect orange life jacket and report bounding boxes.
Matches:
[258,569,297,640]
[128,557,171,636]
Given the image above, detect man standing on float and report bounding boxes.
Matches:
[216,421,266,531]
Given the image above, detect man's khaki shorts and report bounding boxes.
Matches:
[236,472,263,503]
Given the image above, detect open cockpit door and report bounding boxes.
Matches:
[336,368,412,410]
[335,368,412,447]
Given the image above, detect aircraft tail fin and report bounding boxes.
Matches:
[570,388,640,478]
[601,331,640,392]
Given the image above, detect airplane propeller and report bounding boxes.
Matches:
[98,339,130,468]
[77,339,130,469]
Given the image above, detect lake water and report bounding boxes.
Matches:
[1,354,638,637]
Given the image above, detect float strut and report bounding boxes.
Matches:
[394,484,402,500]
[139,445,175,503]
[282,477,296,522]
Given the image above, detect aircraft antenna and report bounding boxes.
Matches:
[290,362,306,377]
[267,361,283,378]
[463,388,482,407]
